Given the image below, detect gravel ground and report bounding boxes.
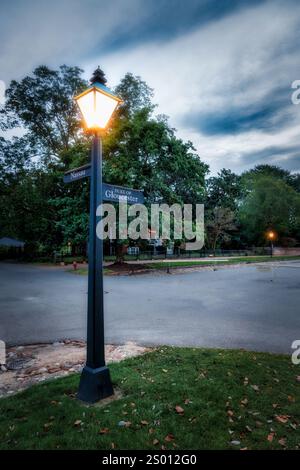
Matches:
[0,341,151,398]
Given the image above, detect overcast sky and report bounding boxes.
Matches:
[1,0,300,175]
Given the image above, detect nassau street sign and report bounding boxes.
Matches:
[64,165,144,204]
[63,164,91,183]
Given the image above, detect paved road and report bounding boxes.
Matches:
[0,262,299,353]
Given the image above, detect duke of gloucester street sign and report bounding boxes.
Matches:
[63,164,144,204]
[102,183,144,204]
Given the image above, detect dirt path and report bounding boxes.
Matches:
[0,341,151,398]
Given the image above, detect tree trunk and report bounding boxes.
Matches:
[115,242,125,264]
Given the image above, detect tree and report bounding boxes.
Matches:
[241,164,297,195]
[206,168,241,211]
[243,164,291,181]
[114,73,155,116]
[1,67,209,255]
[206,207,237,254]
[239,175,300,245]
[290,173,300,193]
[4,65,87,160]
[104,108,208,205]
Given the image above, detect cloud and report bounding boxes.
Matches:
[0,0,150,84]
[185,87,292,135]
[99,0,267,53]
[1,0,300,174]
[0,81,5,105]
[87,0,300,174]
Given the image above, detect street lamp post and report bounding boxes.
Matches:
[74,67,122,403]
[267,230,275,258]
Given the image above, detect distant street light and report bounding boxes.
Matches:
[267,230,275,257]
[74,67,122,403]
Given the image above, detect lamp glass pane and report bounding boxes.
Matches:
[95,89,118,128]
[76,88,119,129]
[76,90,96,129]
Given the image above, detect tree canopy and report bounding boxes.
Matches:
[0,65,299,256]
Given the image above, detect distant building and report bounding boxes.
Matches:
[0,237,25,248]
[0,238,25,259]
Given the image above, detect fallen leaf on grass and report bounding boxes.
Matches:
[43,423,53,430]
[275,415,289,424]
[99,428,109,434]
[267,433,275,442]
[188,417,197,423]
[184,399,191,405]
[140,420,149,426]
[118,420,132,427]
[241,398,248,406]
[73,420,82,427]
[175,405,184,415]
[153,439,159,446]
[164,434,175,442]
[230,440,241,446]
[250,385,259,392]
[278,438,287,447]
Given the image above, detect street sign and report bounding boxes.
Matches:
[102,183,144,204]
[64,165,144,204]
[63,164,91,183]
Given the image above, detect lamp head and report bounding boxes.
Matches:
[267,230,275,240]
[75,67,123,130]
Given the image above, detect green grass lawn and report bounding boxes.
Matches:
[147,255,300,269]
[0,347,299,450]
[69,256,300,275]
[71,267,115,275]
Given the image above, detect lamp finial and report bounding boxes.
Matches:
[90,66,107,85]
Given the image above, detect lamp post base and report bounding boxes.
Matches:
[77,366,114,403]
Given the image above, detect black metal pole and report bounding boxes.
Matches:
[77,132,113,403]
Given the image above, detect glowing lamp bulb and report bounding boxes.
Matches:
[75,82,122,130]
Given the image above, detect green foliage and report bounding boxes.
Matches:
[1,65,300,253]
[4,65,87,159]
[49,183,89,248]
[1,347,299,450]
[206,169,242,211]
[104,108,208,205]
[206,207,237,252]
[114,72,155,116]
[239,175,300,244]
